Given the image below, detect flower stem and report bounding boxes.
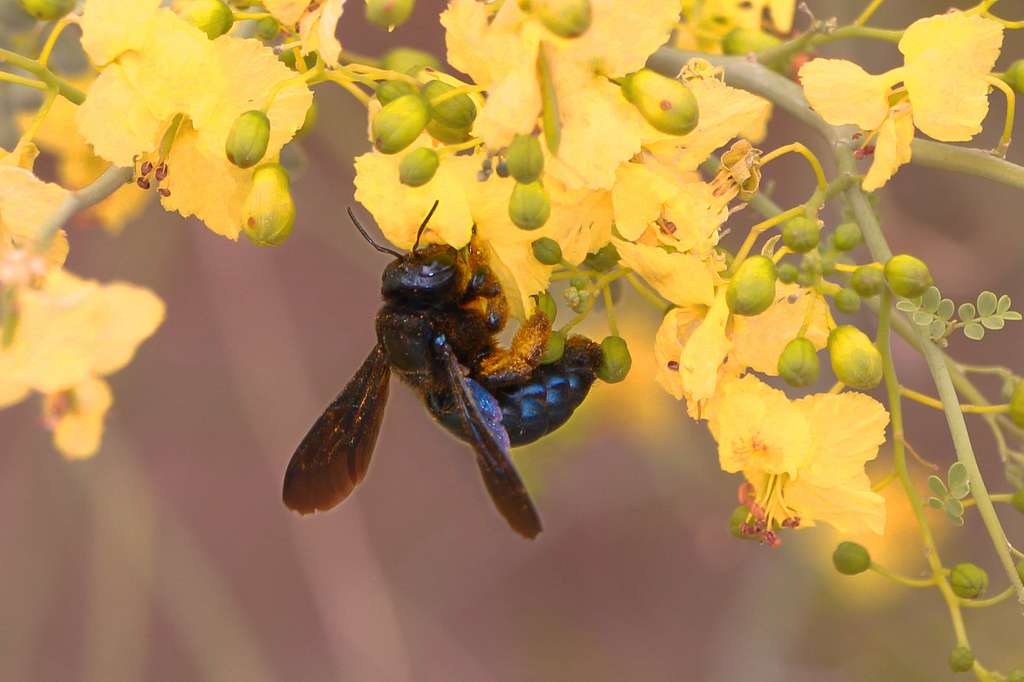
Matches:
[624,272,672,313]
[900,386,1009,414]
[869,562,935,588]
[760,143,827,191]
[0,47,86,105]
[732,205,805,268]
[37,18,72,68]
[959,586,1016,608]
[35,165,134,250]
[985,75,1015,157]
[854,0,888,26]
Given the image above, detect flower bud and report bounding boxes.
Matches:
[532,0,592,38]
[376,80,418,106]
[850,265,884,297]
[398,147,439,187]
[531,237,562,265]
[777,262,798,284]
[1011,488,1024,513]
[721,27,781,55]
[365,0,414,29]
[423,80,477,130]
[225,110,271,169]
[948,646,974,674]
[506,134,545,184]
[242,164,295,247]
[255,16,280,40]
[509,181,551,230]
[597,335,632,383]
[1004,60,1024,95]
[832,541,870,575]
[372,93,429,154]
[534,291,557,322]
[828,325,883,390]
[583,243,621,272]
[176,0,234,39]
[782,216,820,253]
[949,563,988,600]
[17,0,74,21]
[621,69,699,136]
[381,47,441,75]
[426,119,472,144]
[832,221,863,252]
[729,506,752,539]
[778,337,820,388]
[727,255,777,317]
[1009,381,1024,428]
[835,287,861,314]
[541,330,566,364]
[884,254,933,298]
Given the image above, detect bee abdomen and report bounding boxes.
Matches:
[496,365,597,445]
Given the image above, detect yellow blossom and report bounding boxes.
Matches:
[44,378,113,460]
[0,161,70,271]
[265,0,346,65]
[677,0,795,54]
[730,284,829,375]
[613,239,716,308]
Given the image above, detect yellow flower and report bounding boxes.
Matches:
[265,0,346,65]
[613,239,716,308]
[799,11,1003,191]
[0,161,70,273]
[677,0,795,54]
[76,0,313,238]
[44,378,113,459]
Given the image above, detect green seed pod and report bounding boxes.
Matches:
[721,27,782,55]
[884,254,933,298]
[850,266,884,297]
[372,93,429,154]
[729,505,752,539]
[381,47,442,75]
[541,330,567,364]
[1011,488,1024,513]
[534,291,557,323]
[583,243,621,272]
[726,255,777,317]
[834,287,862,314]
[365,0,414,29]
[425,119,472,144]
[398,148,439,187]
[176,0,234,39]
[832,542,871,575]
[1004,60,1024,95]
[782,216,820,253]
[778,337,820,388]
[949,646,974,674]
[242,164,295,247]
[531,237,563,265]
[832,221,863,252]
[509,181,551,230]
[422,80,477,130]
[376,80,418,106]
[506,134,545,184]
[254,16,280,40]
[621,68,699,136]
[828,325,883,390]
[777,262,798,284]
[1009,381,1024,428]
[533,0,592,38]
[597,335,632,383]
[949,563,989,600]
[225,110,271,169]
[17,0,75,21]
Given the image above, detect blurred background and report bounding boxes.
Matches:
[0,1,1022,680]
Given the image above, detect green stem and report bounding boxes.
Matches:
[0,47,86,105]
[757,23,904,67]
[869,562,935,588]
[959,586,1016,609]
[35,165,134,249]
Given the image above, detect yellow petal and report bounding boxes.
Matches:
[80,0,162,65]
[298,0,346,66]
[441,0,532,87]
[680,289,731,413]
[541,182,614,265]
[265,0,312,26]
[75,64,165,167]
[471,56,542,149]
[661,180,729,257]
[653,306,703,399]
[901,12,1003,141]
[730,284,828,375]
[611,162,678,241]
[613,239,715,307]
[49,378,114,460]
[799,58,892,131]
[769,0,796,33]
[862,106,914,192]
[0,165,71,268]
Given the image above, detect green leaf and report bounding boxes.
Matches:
[922,286,941,313]
[981,316,1005,331]
[977,290,998,317]
[913,310,935,326]
[936,298,955,321]
[958,302,977,321]
[896,299,919,313]
[997,294,1012,315]
[948,462,969,498]
[929,319,946,340]
[964,322,986,341]
[927,474,947,498]
[943,497,965,523]
[927,497,944,510]
[1003,311,1022,321]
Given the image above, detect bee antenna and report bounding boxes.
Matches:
[347,207,403,258]
[411,200,440,252]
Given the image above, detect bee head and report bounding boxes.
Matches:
[381,245,463,305]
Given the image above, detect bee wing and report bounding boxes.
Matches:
[440,342,543,539]
[283,345,390,515]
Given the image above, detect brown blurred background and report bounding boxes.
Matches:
[0,1,1022,680]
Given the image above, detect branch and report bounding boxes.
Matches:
[36,165,134,248]
[0,47,86,105]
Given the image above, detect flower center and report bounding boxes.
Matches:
[736,474,801,547]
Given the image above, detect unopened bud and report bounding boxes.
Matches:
[948,646,974,674]
[727,255,777,316]
[949,563,988,600]
[622,69,699,136]
[254,16,280,40]
[506,134,545,184]
[782,216,820,253]
[423,80,477,130]
[777,262,798,284]
[582,243,620,272]
[398,147,439,187]
[534,291,557,322]
[541,330,566,364]
[778,337,820,388]
[376,80,418,106]
[372,93,429,154]
[242,164,295,247]
[850,265,884,297]
[828,325,883,390]
[721,27,781,55]
[531,237,562,265]
[381,47,441,75]
[1012,489,1024,513]
[1004,60,1024,95]
[832,221,863,251]
[597,335,631,383]
[17,0,74,21]
[225,110,271,169]
[832,541,870,575]
[834,287,862,314]
[509,181,551,230]
[365,0,414,29]
[885,254,933,298]
[1009,381,1024,428]
[426,119,472,144]
[532,0,592,38]
[175,0,234,39]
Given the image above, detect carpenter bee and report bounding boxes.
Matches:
[282,203,602,538]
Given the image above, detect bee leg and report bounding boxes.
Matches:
[477,311,552,387]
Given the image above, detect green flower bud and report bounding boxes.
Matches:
[1004,60,1024,95]
[372,93,429,154]
[583,243,621,272]
[423,80,477,130]
[597,335,632,383]
[533,0,592,38]
[176,0,234,39]
[835,287,862,314]
[622,68,699,136]
[949,646,974,674]
[721,27,781,55]
[17,0,74,21]
[777,262,798,284]
[534,291,557,322]
[242,164,295,247]
[729,505,752,539]
[727,255,777,317]
[541,330,567,364]
[832,542,870,575]
[1011,489,1024,513]
[531,237,562,265]
[254,16,280,40]
[425,119,472,144]
[832,221,863,252]
[397,148,439,187]
[778,337,820,388]
[884,254,933,298]
[782,216,820,253]
[381,47,441,75]
[820,251,837,276]
[1007,670,1024,682]
[506,134,545,184]
[279,50,318,71]
[828,325,883,390]
[225,110,271,169]
[365,0,414,29]
[949,563,989,600]
[1009,381,1024,428]
[376,80,418,106]
[850,266,884,297]
[509,181,551,230]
